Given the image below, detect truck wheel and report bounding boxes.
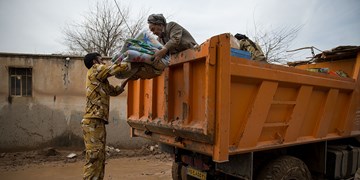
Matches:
[172,162,182,180]
[256,155,311,180]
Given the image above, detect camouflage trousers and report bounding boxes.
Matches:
[81,118,106,180]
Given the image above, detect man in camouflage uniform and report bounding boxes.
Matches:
[235,33,267,63]
[82,52,130,180]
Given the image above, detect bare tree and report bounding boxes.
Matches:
[248,23,303,64]
[62,1,147,56]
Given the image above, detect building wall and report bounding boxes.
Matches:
[0,53,150,151]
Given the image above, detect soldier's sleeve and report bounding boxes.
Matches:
[107,84,124,96]
[164,22,183,51]
[95,63,129,81]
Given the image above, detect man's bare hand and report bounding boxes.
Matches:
[153,47,168,62]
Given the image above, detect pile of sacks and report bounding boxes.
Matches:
[111,30,170,80]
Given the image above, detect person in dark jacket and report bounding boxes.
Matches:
[147,14,198,63]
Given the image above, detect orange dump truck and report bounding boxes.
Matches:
[126,34,360,179]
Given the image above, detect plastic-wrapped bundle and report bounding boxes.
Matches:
[112,30,170,79]
[114,49,154,64]
[134,29,163,49]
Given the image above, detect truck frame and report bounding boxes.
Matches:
[126,34,360,179]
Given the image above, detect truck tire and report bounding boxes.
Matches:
[172,162,182,180]
[256,155,311,180]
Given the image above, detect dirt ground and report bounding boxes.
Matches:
[0,146,173,180]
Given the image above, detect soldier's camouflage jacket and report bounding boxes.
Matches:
[83,63,129,124]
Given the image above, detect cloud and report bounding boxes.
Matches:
[0,0,359,59]
[0,0,88,53]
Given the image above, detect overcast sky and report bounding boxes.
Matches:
[0,0,359,61]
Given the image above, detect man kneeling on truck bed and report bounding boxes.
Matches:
[235,33,267,63]
[147,13,198,68]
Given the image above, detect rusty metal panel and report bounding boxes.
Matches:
[227,53,360,155]
[127,36,217,147]
[213,34,231,162]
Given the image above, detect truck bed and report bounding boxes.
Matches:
[127,33,360,162]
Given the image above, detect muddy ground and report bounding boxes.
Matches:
[0,145,173,180]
